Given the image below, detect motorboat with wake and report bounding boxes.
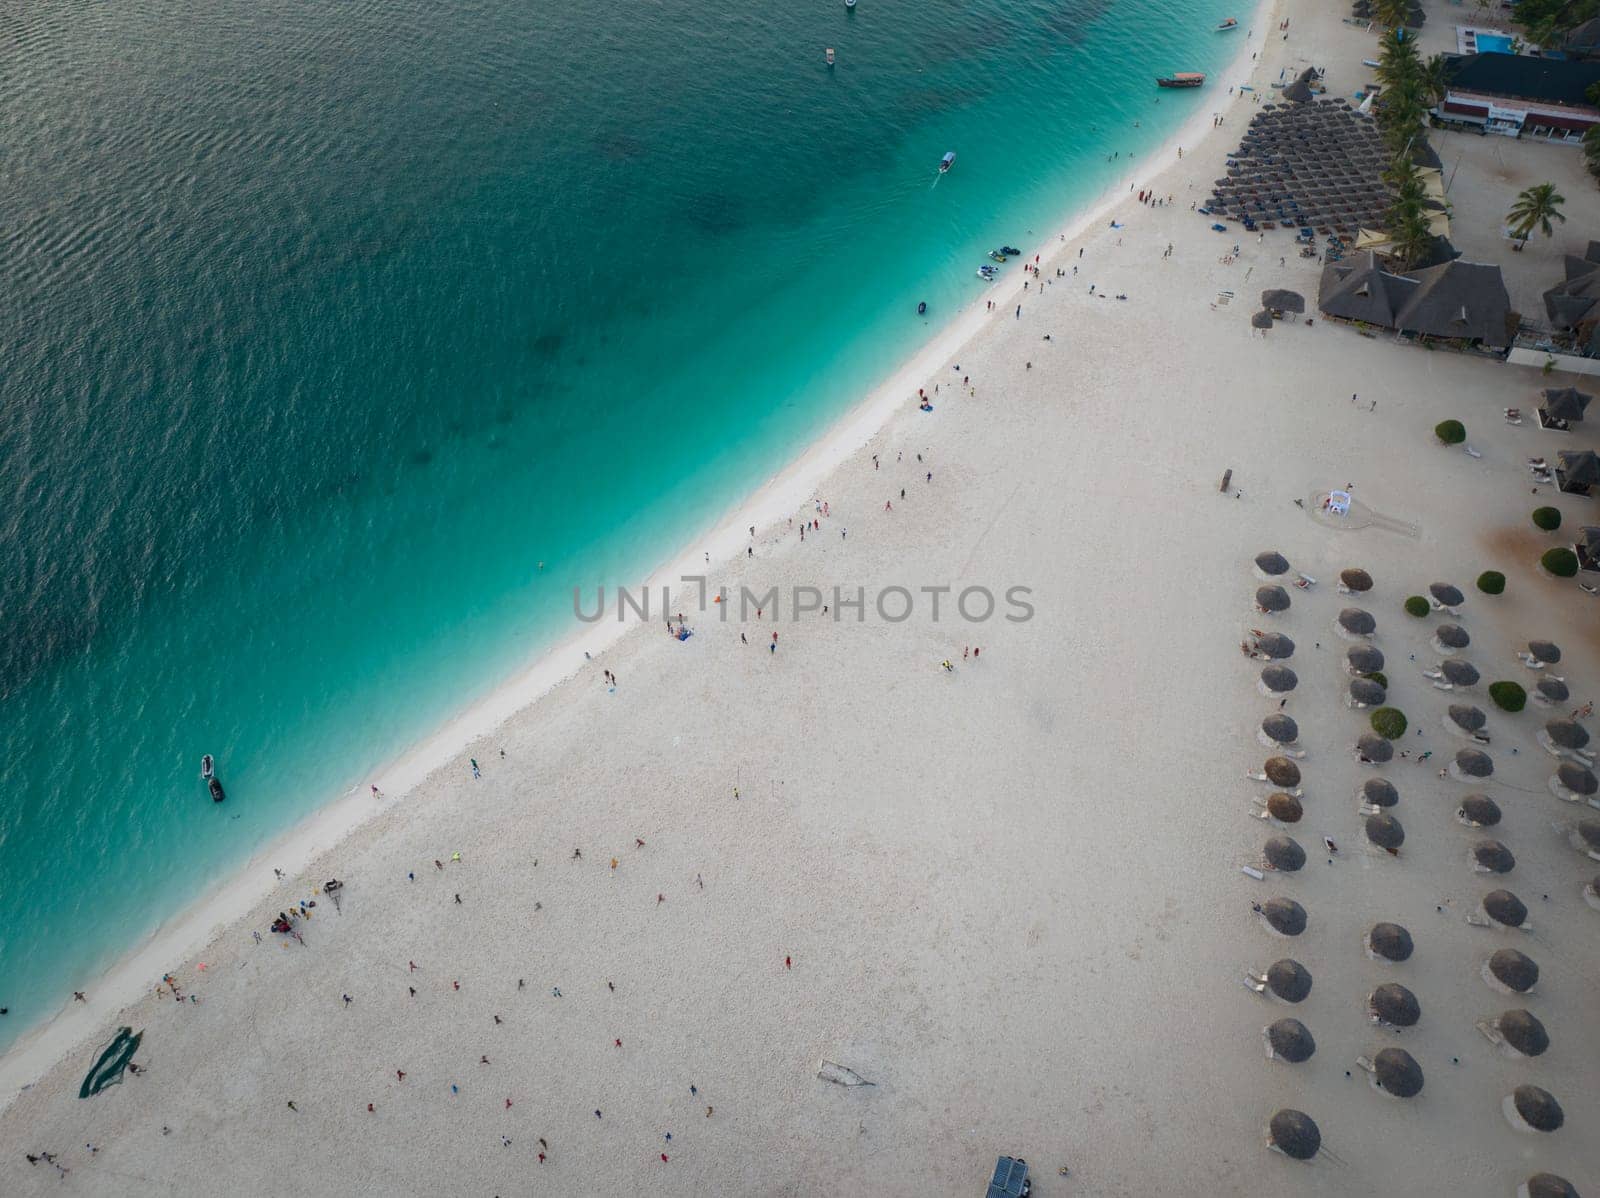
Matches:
[826,47,835,66]
[939,151,955,173]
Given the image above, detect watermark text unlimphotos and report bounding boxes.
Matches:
[574,577,1034,624]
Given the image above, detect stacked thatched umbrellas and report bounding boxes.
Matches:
[1206,101,1390,236]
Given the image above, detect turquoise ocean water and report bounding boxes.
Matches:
[0,0,1239,1048]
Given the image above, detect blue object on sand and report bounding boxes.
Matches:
[1211,223,1227,232]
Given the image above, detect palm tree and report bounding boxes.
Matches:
[1584,126,1600,183]
[1373,0,1411,29]
[1419,54,1451,107]
[1506,182,1567,247]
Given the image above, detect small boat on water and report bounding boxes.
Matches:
[200,754,214,780]
[917,301,927,315]
[939,151,956,173]
[1000,245,1022,257]
[826,47,835,66]
[1217,17,1238,30]
[988,249,1007,262]
[1156,72,1206,88]
[209,775,226,803]
[846,0,856,7]
[976,265,999,282]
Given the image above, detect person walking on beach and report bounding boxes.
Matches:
[1015,304,1021,319]
[470,758,480,779]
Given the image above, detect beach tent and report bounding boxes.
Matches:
[80,1027,142,1098]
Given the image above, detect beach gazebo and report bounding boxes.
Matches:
[1453,748,1493,779]
[1482,888,1527,928]
[1264,1018,1316,1063]
[1496,1009,1549,1058]
[1360,777,1398,808]
[1473,840,1516,875]
[1264,957,1313,1002]
[1264,835,1306,872]
[1371,1047,1424,1098]
[1266,1108,1321,1159]
[1350,677,1386,707]
[1255,550,1290,577]
[1506,1085,1564,1133]
[1555,449,1600,494]
[1338,607,1376,636]
[1457,794,1501,827]
[1261,714,1300,747]
[1365,921,1413,962]
[1356,733,1393,764]
[1339,567,1373,593]
[1486,948,1539,994]
[1255,632,1296,659]
[1365,813,1404,853]
[1256,585,1291,613]
[1346,645,1384,674]
[1552,762,1598,801]
[1261,665,1298,694]
[1368,982,1420,1027]
[1260,896,1307,936]
[1539,387,1591,429]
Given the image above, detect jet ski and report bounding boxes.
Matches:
[976,265,999,281]
[1000,246,1023,257]
[209,776,226,803]
[988,250,1007,262]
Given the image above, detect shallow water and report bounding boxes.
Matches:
[0,0,1239,1047]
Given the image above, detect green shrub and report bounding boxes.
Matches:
[1542,547,1579,577]
[1476,571,1506,595]
[1365,671,1388,688]
[1404,595,1430,617]
[1435,419,1466,445]
[1489,681,1527,712]
[1370,707,1408,739]
[1532,506,1562,532]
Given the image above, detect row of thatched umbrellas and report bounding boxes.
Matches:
[1208,101,1390,234]
[1245,552,1585,1186]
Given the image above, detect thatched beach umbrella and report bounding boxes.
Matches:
[1265,836,1306,872]
[1536,676,1570,703]
[1361,777,1398,808]
[1267,1108,1321,1159]
[1554,762,1598,798]
[1540,387,1592,422]
[1441,659,1480,687]
[1487,948,1539,993]
[1264,756,1301,787]
[1260,897,1307,936]
[1544,719,1591,751]
[1365,812,1404,851]
[1448,705,1487,733]
[1265,791,1303,823]
[1256,632,1296,659]
[1430,582,1465,607]
[1497,1009,1549,1058]
[1483,889,1527,929]
[1339,567,1373,592]
[1346,645,1384,673]
[1256,584,1291,612]
[1265,1018,1316,1062]
[1507,1085,1564,1133]
[1434,623,1470,650]
[1458,793,1501,827]
[1575,819,1600,857]
[1338,607,1376,635]
[1251,308,1275,330]
[1455,748,1493,778]
[1262,714,1299,745]
[1369,982,1420,1027]
[1261,665,1298,694]
[1261,288,1305,313]
[1522,1173,1580,1198]
[1264,958,1313,1003]
[1356,733,1393,763]
[1366,921,1413,962]
[1474,840,1516,874]
[1372,1047,1424,1098]
[1255,550,1290,576]
[1527,640,1561,665]
[1350,678,1386,707]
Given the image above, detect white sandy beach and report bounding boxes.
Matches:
[4,0,1599,1192]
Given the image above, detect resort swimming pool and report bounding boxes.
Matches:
[1477,32,1515,53]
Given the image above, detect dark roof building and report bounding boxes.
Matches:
[1543,241,1600,332]
[1319,252,1512,346]
[1435,53,1600,138]
[1565,17,1600,59]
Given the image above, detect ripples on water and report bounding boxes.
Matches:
[0,0,1231,1044]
